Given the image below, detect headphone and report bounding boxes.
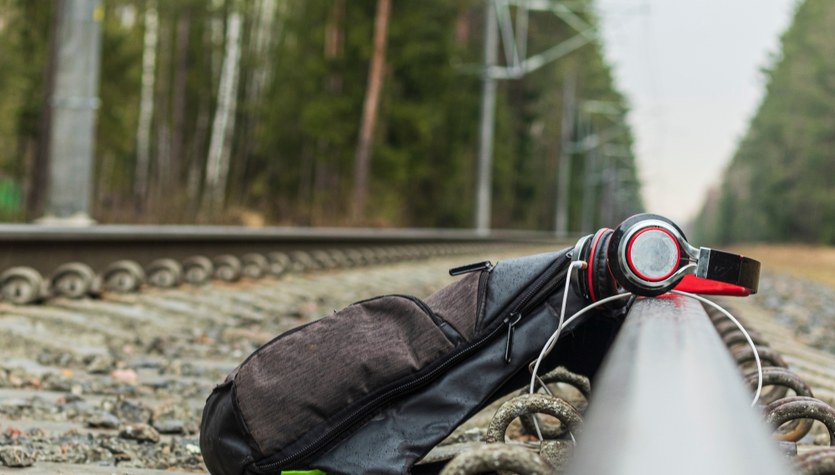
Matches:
[571,213,761,301]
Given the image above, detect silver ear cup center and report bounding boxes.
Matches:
[629,229,679,281]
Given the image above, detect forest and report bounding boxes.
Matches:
[694,0,835,244]
[0,0,642,230]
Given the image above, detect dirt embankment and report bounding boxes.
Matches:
[732,244,835,355]
[734,244,835,290]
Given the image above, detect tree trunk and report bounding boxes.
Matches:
[204,7,243,216]
[135,0,158,208]
[325,0,345,94]
[152,16,171,215]
[325,0,345,60]
[209,0,225,95]
[170,10,190,191]
[351,0,391,223]
[232,0,279,207]
[26,0,61,220]
[454,5,470,45]
[185,19,218,218]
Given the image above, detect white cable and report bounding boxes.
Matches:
[526,260,584,379]
[672,290,763,407]
[529,291,633,396]
[525,260,584,441]
[553,261,587,351]
[523,277,762,443]
[527,260,583,388]
[527,283,633,441]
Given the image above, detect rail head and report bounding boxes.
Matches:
[566,295,790,475]
[0,224,571,243]
[0,224,575,304]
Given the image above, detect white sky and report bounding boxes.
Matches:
[595,0,797,223]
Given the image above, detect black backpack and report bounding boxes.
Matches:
[199,249,622,474]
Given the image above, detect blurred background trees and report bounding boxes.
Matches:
[694,0,835,245]
[0,0,642,230]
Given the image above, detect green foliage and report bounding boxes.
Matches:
[0,0,642,228]
[96,0,143,203]
[695,0,835,244]
[0,1,53,179]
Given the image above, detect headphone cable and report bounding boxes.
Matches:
[672,290,763,407]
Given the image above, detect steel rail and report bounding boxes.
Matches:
[0,224,572,304]
[0,224,562,272]
[566,295,790,475]
[0,224,567,242]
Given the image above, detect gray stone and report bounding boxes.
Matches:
[119,423,160,443]
[115,399,152,424]
[152,419,198,435]
[86,411,121,429]
[0,446,36,467]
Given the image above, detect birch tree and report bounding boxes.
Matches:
[230,0,280,204]
[204,2,242,214]
[250,0,279,99]
[134,0,158,203]
[169,9,191,191]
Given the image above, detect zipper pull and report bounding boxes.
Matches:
[449,260,493,276]
[504,312,522,363]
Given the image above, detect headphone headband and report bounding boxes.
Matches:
[693,247,760,294]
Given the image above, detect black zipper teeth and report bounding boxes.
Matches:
[501,258,569,363]
[256,256,567,472]
[475,270,489,331]
[255,320,508,472]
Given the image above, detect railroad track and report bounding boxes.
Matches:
[423,283,835,474]
[0,229,831,474]
[0,225,558,305]
[0,232,561,473]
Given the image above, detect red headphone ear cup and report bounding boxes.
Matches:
[590,230,618,301]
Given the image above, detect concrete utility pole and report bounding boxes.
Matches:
[475,2,498,235]
[43,0,102,224]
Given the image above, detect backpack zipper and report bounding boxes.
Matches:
[449,260,493,276]
[499,255,570,364]
[503,312,522,363]
[253,254,569,473]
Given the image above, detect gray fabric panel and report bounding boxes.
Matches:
[424,272,481,341]
[480,251,560,332]
[235,295,455,454]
